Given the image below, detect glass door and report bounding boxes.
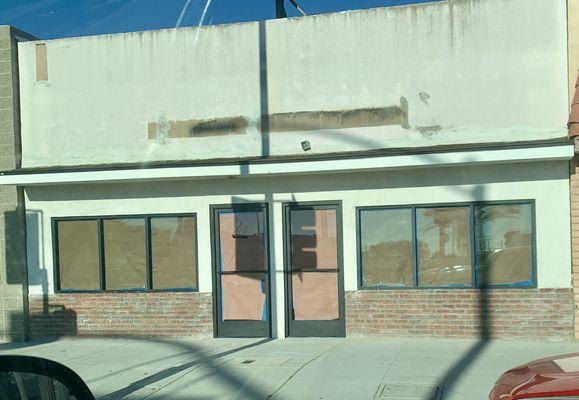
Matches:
[211,204,270,338]
[284,202,345,337]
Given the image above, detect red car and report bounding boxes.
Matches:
[491,353,579,399]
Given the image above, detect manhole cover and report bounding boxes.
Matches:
[378,383,442,400]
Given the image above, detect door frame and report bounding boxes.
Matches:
[282,201,346,337]
[210,203,272,338]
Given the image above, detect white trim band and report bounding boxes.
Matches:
[0,145,574,186]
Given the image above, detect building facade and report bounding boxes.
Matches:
[0,0,576,340]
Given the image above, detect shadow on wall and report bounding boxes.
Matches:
[435,182,491,398]
[3,189,28,342]
[24,160,568,203]
[259,20,492,399]
[259,16,496,393]
[24,209,77,339]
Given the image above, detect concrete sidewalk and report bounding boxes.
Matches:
[1,337,578,400]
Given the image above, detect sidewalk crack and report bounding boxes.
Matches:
[267,340,345,400]
[372,339,409,399]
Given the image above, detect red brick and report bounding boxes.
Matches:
[28,292,213,339]
[345,289,573,340]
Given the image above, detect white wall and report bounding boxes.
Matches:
[17,0,569,168]
[24,160,572,337]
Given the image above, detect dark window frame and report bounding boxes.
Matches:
[356,200,537,290]
[209,202,273,338]
[52,213,199,293]
[282,200,346,338]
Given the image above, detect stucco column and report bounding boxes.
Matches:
[0,26,29,341]
[570,0,579,104]
[569,0,579,339]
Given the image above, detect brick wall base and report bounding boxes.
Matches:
[28,292,213,339]
[346,289,574,340]
[28,289,573,340]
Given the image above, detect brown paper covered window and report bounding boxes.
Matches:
[104,218,147,290]
[221,273,267,321]
[292,272,339,320]
[55,214,198,292]
[290,209,338,270]
[151,216,197,289]
[57,220,100,291]
[217,210,267,321]
[289,208,340,321]
[218,211,266,272]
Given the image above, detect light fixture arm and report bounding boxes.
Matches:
[287,0,308,16]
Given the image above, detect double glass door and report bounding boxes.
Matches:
[211,202,345,338]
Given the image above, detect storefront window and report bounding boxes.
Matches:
[151,216,197,289]
[56,220,100,291]
[358,202,534,289]
[417,207,472,287]
[359,208,414,287]
[104,218,147,290]
[54,214,198,292]
[475,204,533,286]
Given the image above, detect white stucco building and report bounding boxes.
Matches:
[0,0,575,340]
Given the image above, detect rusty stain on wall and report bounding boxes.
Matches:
[148,116,250,140]
[35,43,48,81]
[266,101,410,133]
[149,100,410,140]
[417,125,442,137]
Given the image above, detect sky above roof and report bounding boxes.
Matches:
[0,0,440,40]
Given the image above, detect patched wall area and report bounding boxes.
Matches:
[16,0,569,168]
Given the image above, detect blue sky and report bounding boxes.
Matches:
[0,0,440,39]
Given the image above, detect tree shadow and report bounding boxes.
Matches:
[100,338,273,400]
[2,188,28,343]
[255,20,492,398]
[410,157,491,399]
[23,210,78,341]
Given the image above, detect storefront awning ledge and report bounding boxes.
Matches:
[0,145,574,186]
